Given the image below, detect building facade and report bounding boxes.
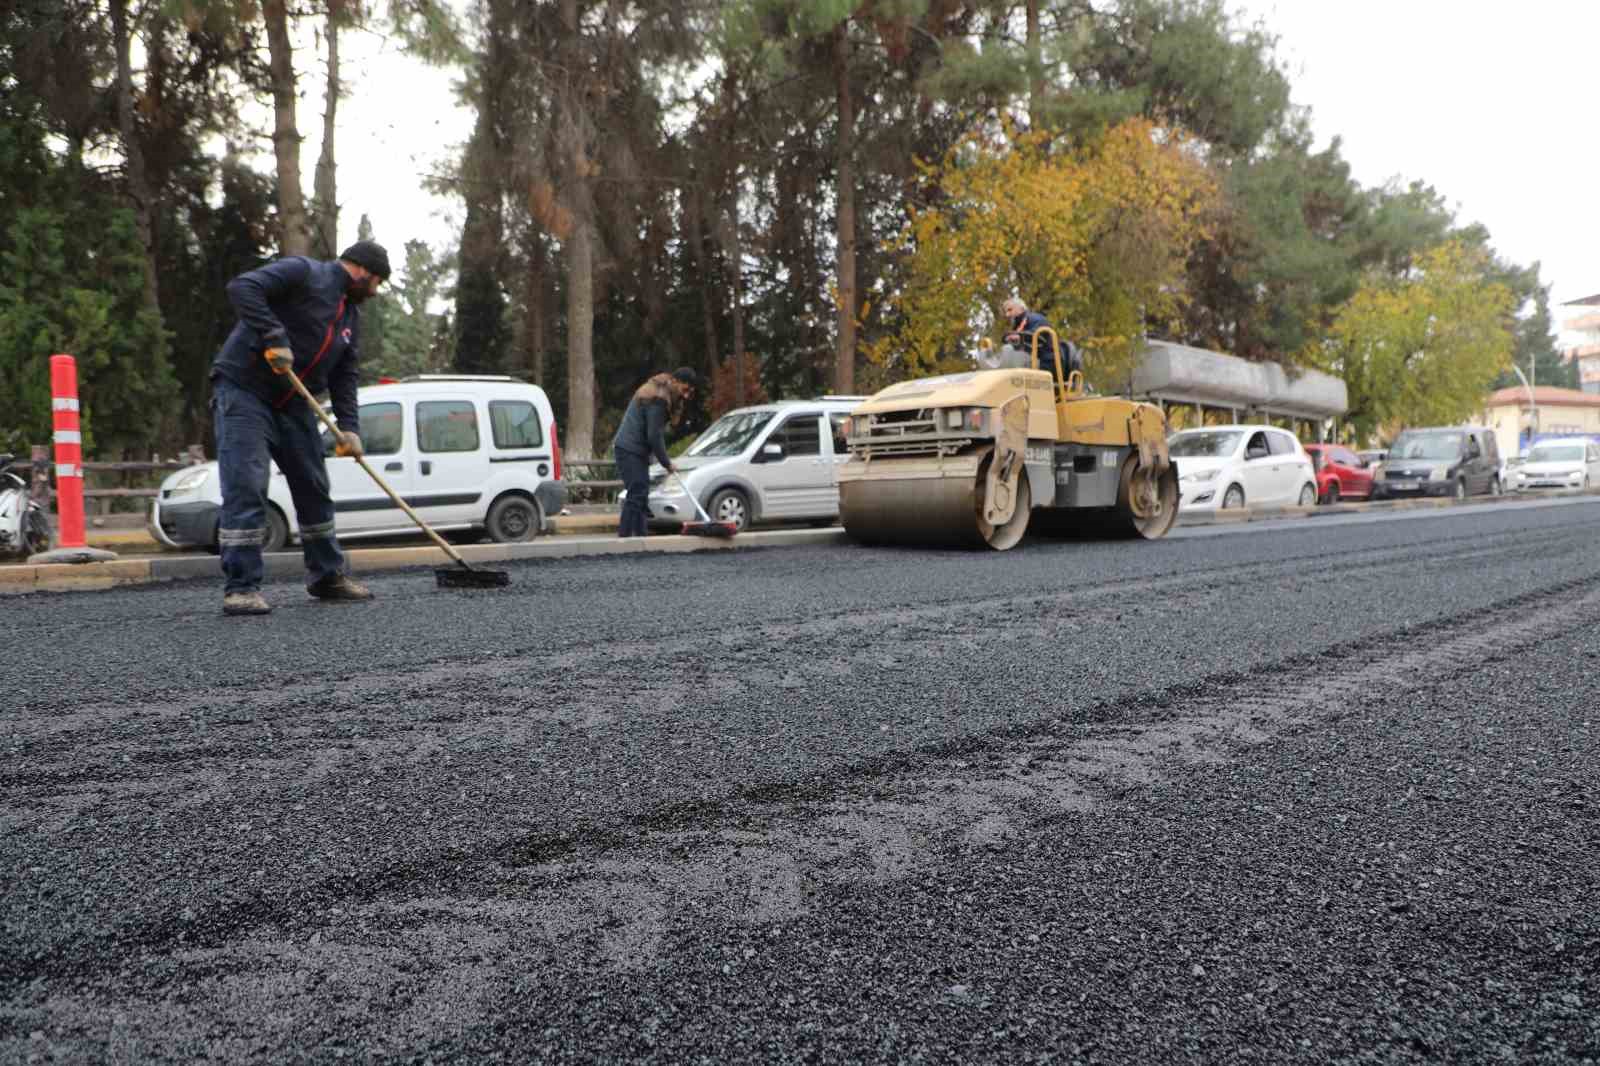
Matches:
[1560,294,1600,394]
[1482,385,1600,458]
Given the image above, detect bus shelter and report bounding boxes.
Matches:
[1129,340,1349,441]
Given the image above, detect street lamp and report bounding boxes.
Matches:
[1510,363,1538,452]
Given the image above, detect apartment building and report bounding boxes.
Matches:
[1560,293,1600,394]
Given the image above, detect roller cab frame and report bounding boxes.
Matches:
[837,328,1177,549]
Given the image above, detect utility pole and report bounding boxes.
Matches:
[1511,363,1538,453]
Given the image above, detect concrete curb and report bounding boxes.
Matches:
[2,528,850,596]
[1176,485,1598,526]
[7,488,1595,597]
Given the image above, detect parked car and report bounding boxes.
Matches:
[1373,426,1502,500]
[1356,448,1387,469]
[1303,443,1376,504]
[1514,437,1600,492]
[626,397,867,532]
[1168,424,1318,511]
[151,375,564,551]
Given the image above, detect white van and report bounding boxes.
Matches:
[151,375,564,551]
[624,397,867,532]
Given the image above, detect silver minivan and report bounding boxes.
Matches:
[629,397,866,532]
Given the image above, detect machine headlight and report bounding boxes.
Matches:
[167,466,212,497]
[1181,468,1220,484]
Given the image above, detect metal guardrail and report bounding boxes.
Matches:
[18,449,627,509]
[16,446,204,514]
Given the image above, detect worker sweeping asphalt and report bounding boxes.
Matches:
[209,240,390,616]
[612,366,702,538]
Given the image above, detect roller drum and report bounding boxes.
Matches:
[839,471,985,547]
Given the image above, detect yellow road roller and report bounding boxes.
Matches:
[838,329,1176,549]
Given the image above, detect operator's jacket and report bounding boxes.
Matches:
[612,374,680,468]
[210,256,363,437]
[1006,310,1058,362]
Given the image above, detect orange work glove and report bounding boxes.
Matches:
[264,346,294,374]
[335,432,363,458]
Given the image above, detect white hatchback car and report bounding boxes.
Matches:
[1169,424,1318,511]
[1514,437,1600,492]
[624,397,867,532]
[151,375,565,551]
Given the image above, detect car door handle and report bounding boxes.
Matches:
[385,462,403,472]
[420,461,432,476]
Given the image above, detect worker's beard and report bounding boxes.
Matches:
[346,277,381,304]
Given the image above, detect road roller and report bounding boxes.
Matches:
[837,328,1177,549]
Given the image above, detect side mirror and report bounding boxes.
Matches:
[759,442,785,462]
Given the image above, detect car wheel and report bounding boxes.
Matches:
[486,494,542,543]
[1298,483,1316,507]
[1321,483,1340,505]
[708,488,751,532]
[1454,478,1467,500]
[1222,484,1245,510]
[263,507,290,552]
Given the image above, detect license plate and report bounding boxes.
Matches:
[1389,480,1417,489]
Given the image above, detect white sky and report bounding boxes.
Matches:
[322,3,1600,336]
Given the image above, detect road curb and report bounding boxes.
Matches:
[5,528,850,596]
[8,488,1595,596]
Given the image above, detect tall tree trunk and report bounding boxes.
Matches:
[110,0,161,315]
[519,233,549,385]
[565,218,595,458]
[312,0,341,256]
[687,190,719,376]
[559,0,596,458]
[832,22,857,396]
[264,0,310,256]
[722,199,746,403]
[1026,0,1042,128]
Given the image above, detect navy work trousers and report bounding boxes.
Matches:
[212,376,347,593]
[615,448,651,537]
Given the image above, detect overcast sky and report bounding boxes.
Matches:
[325,2,1600,341]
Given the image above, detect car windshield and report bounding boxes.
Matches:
[1390,433,1462,460]
[1528,444,1584,463]
[1168,430,1242,458]
[684,410,773,457]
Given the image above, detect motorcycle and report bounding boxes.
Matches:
[0,453,51,557]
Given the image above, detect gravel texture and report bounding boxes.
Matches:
[3,499,1598,1063]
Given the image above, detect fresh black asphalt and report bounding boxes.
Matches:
[3,499,1598,1063]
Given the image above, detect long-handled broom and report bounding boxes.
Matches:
[282,366,511,589]
[673,471,738,539]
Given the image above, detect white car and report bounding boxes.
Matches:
[1169,424,1318,511]
[1514,438,1600,492]
[623,397,866,532]
[151,375,565,551]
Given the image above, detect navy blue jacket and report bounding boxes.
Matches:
[612,375,676,467]
[1006,310,1058,362]
[211,257,363,434]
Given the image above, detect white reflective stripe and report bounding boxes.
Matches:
[54,430,82,445]
[55,463,78,479]
[52,398,80,412]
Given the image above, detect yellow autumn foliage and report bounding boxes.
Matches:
[1312,241,1514,440]
[865,118,1219,391]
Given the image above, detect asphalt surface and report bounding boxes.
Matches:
[3,498,1598,1063]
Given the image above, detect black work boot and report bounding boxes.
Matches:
[222,591,272,616]
[307,574,374,601]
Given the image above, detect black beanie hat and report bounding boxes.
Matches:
[339,239,391,280]
[672,366,703,390]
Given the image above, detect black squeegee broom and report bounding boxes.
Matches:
[673,471,738,539]
[283,366,511,588]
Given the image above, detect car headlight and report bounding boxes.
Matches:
[1181,468,1220,484]
[166,466,212,497]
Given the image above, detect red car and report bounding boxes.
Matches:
[1303,443,1375,503]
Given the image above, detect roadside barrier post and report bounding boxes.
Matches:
[27,354,118,564]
